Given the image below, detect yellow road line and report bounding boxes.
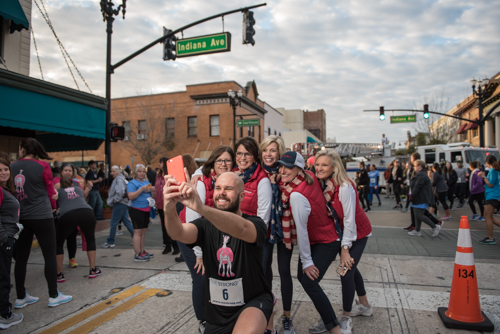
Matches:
[39,285,145,334]
[68,288,162,334]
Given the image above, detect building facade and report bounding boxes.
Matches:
[304,109,326,142]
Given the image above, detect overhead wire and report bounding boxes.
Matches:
[31,26,44,79]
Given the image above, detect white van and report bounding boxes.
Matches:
[416,143,499,169]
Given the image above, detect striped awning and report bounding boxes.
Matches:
[456,123,467,134]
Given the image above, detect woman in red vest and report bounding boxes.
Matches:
[233,137,272,224]
[315,150,373,334]
[277,151,343,334]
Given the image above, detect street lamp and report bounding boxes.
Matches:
[471,76,490,147]
[228,89,243,147]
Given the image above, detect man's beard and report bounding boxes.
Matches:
[214,195,240,213]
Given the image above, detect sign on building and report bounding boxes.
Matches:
[237,119,260,127]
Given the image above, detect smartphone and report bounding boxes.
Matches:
[336,264,347,277]
[167,155,187,183]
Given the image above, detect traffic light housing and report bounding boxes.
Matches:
[110,123,125,142]
[243,11,256,45]
[423,104,429,119]
[379,106,385,121]
[163,28,176,61]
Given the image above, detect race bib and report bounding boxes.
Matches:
[209,277,244,307]
[370,178,376,184]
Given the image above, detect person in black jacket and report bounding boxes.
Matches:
[443,162,457,210]
[358,162,371,213]
[392,159,404,209]
[408,160,441,237]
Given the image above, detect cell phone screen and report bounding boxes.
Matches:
[167,155,187,183]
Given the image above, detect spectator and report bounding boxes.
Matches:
[455,161,469,208]
[392,160,404,210]
[432,163,451,221]
[146,165,157,186]
[443,162,457,210]
[468,161,485,222]
[385,162,394,199]
[358,162,371,213]
[85,161,103,220]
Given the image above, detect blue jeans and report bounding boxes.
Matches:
[178,242,205,321]
[297,241,341,331]
[106,203,134,244]
[88,190,103,219]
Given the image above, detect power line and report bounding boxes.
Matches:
[31,26,43,79]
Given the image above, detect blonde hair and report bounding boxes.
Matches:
[315,149,351,186]
[130,164,146,179]
[414,159,426,169]
[259,135,286,163]
[111,165,123,173]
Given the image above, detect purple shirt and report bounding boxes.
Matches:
[470,170,484,195]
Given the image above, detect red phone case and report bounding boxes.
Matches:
[167,155,187,183]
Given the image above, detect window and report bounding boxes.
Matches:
[472,128,478,138]
[123,121,131,140]
[165,118,175,139]
[188,116,197,137]
[439,152,445,162]
[210,115,220,136]
[451,151,463,163]
[425,148,435,164]
[268,127,271,136]
[138,120,147,135]
[274,130,277,135]
[248,126,254,138]
[309,129,320,139]
[279,132,281,137]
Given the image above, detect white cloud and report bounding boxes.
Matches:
[29,0,500,143]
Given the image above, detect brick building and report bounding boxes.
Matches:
[51,80,268,167]
[303,109,326,142]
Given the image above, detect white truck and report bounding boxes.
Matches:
[416,142,499,169]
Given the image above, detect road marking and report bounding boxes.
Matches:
[68,288,162,334]
[39,285,145,334]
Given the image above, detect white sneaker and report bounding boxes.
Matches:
[350,299,373,317]
[408,230,422,236]
[48,292,72,307]
[101,243,115,248]
[432,225,441,238]
[339,316,352,334]
[309,319,326,334]
[14,293,39,309]
[198,320,206,334]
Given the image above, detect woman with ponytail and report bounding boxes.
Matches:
[478,155,500,245]
[314,149,373,334]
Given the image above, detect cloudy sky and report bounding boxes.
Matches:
[29,0,500,144]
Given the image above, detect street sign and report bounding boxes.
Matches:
[176,32,231,58]
[390,115,416,123]
[237,119,260,127]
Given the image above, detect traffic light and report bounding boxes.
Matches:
[163,28,176,61]
[379,106,385,121]
[110,123,125,141]
[243,11,256,45]
[423,104,429,119]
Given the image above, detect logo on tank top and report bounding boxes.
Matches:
[14,170,28,201]
[65,187,79,199]
[216,235,235,277]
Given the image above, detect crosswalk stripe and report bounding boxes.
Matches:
[38,285,145,334]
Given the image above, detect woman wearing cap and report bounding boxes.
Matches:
[259,136,294,333]
[314,150,373,334]
[277,151,343,334]
[127,164,153,262]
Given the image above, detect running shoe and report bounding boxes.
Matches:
[350,299,373,317]
[162,246,171,255]
[101,243,115,248]
[48,292,72,307]
[142,250,154,259]
[401,208,408,212]
[57,273,65,283]
[281,315,295,334]
[403,226,415,231]
[115,231,123,236]
[69,258,78,268]
[479,238,496,245]
[432,225,441,238]
[438,220,444,228]
[364,209,371,213]
[198,320,206,334]
[134,254,149,262]
[0,313,23,329]
[378,203,381,206]
[309,319,326,334]
[89,267,102,279]
[339,315,352,334]
[476,216,485,222]
[14,293,39,309]
[408,230,422,237]
[440,216,452,221]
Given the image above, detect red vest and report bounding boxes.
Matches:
[179,177,215,223]
[290,171,339,244]
[330,180,372,240]
[240,164,268,216]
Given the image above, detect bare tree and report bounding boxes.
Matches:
[113,96,175,166]
[412,87,459,144]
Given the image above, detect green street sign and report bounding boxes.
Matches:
[390,115,416,123]
[237,119,260,127]
[176,32,231,58]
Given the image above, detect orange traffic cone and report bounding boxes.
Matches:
[438,216,494,331]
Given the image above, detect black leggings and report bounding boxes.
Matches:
[57,209,96,254]
[437,191,449,210]
[54,217,77,259]
[469,192,485,216]
[340,238,368,312]
[277,242,294,312]
[15,218,58,299]
[394,183,402,205]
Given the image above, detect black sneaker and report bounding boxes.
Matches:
[89,268,102,279]
[364,209,371,213]
[162,247,171,255]
[172,249,180,256]
[175,254,185,263]
[479,238,496,245]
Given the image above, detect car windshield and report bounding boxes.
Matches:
[465,150,500,164]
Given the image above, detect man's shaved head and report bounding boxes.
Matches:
[216,172,244,193]
[213,172,245,214]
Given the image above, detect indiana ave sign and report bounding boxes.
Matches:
[176,32,231,58]
[390,115,416,123]
[237,119,260,127]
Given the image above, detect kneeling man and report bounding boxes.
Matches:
[164,172,273,334]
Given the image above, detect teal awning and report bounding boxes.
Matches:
[0,0,30,31]
[307,136,320,143]
[0,68,107,152]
